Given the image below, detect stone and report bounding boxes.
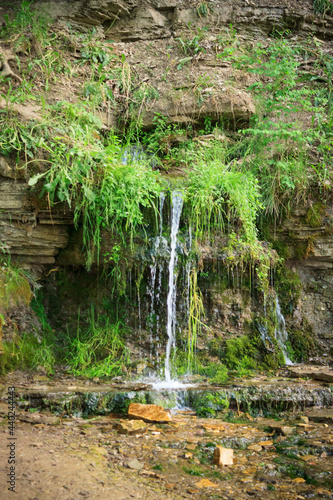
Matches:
[126,459,144,470]
[258,440,274,448]
[213,446,233,466]
[184,452,193,459]
[270,425,294,436]
[292,477,306,483]
[19,413,42,424]
[127,403,171,423]
[297,423,316,431]
[201,423,226,433]
[298,416,309,424]
[195,479,218,489]
[247,444,262,452]
[288,365,333,383]
[307,409,333,424]
[40,416,61,426]
[117,419,147,435]
[186,443,197,451]
[140,89,255,130]
[139,469,159,477]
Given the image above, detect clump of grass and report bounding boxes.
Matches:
[0,333,55,375]
[0,254,32,315]
[66,312,130,378]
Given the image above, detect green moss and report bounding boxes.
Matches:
[209,332,284,376]
[275,265,302,316]
[222,336,256,368]
[287,326,317,363]
[190,391,229,418]
[271,240,291,259]
[305,202,325,228]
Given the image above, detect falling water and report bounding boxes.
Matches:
[159,192,166,236]
[165,192,183,383]
[275,295,293,366]
[147,193,166,359]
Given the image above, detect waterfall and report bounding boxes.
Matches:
[275,295,293,366]
[165,192,183,383]
[159,192,166,237]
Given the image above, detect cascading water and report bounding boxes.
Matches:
[275,295,293,366]
[150,192,195,390]
[165,192,183,383]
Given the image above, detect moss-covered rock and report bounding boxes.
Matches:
[287,326,317,363]
[275,265,302,316]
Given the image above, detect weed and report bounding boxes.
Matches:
[313,0,333,16]
[183,466,204,476]
[67,311,130,378]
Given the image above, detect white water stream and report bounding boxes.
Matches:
[275,296,293,366]
[165,192,183,384]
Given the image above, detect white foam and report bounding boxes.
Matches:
[151,379,196,390]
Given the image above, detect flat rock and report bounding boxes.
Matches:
[128,403,171,423]
[288,365,333,383]
[117,419,147,435]
[18,413,60,425]
[247,444,262,452]
[270,425,294,436]
[196,479,218,488]
[307,409,333,424]
[126,459,144,470]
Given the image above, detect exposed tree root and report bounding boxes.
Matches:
[0,49,22,83]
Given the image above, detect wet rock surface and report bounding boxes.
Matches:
[1,374,332,417]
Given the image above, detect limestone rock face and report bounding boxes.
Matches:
[139,89,255,130]
[0,171,72,264]
[274,204,333,353]
[128,403,171,422]
[25,1,333,40]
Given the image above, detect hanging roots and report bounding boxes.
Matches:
[0,49,22,83]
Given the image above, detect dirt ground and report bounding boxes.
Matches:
[1,398,332,500]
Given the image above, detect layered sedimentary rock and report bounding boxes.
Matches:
[0,158,71,265]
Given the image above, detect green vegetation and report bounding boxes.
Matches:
[0,255,32,315]
[0,333,55,375]
[0,4,331,377]
[313,0,333,16]
[67,314,130,378]
[287,327,317,363]
[275,265,302,316]
[190,391,229,418]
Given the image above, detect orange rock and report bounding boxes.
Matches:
[128,403,171,423]
[195,479,218,488]
[213,446,233,466]
[186,443,197,451]
[292,477,306,483]
[202,423,226,432]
